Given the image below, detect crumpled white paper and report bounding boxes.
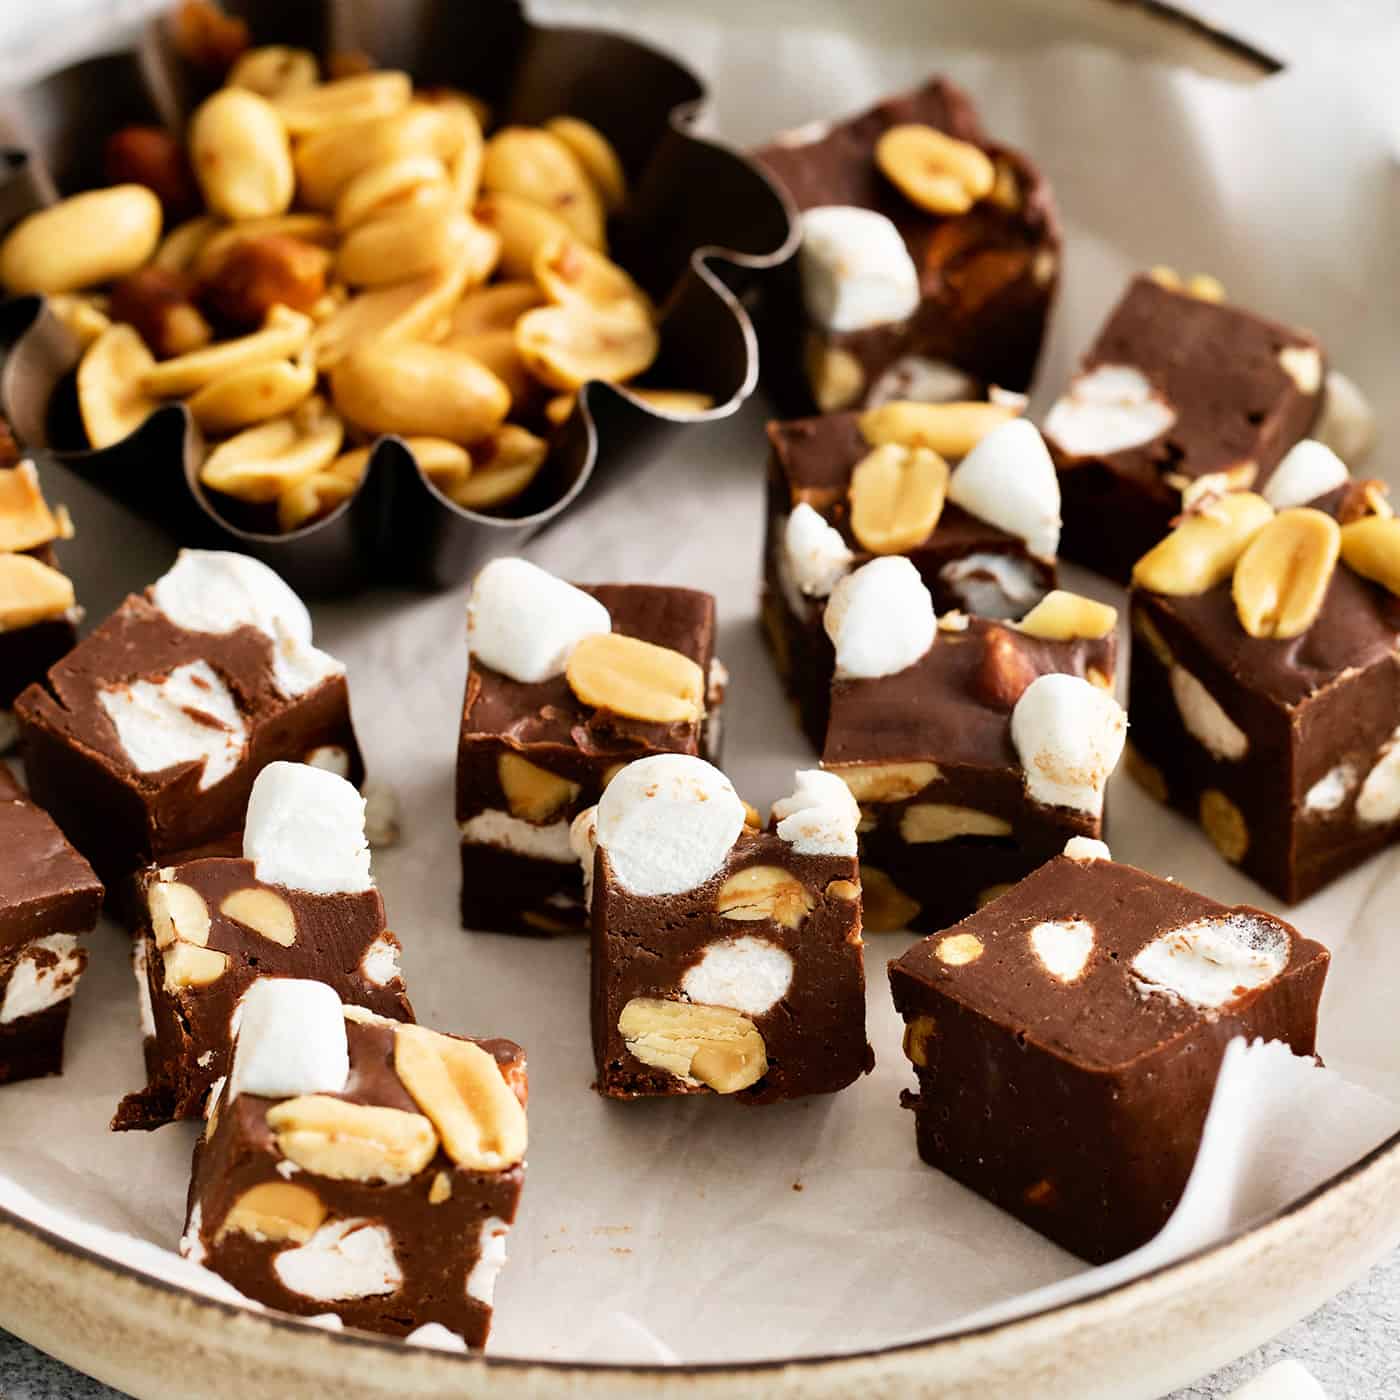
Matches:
[2,0,1400,1369]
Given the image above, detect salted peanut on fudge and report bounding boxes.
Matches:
[755,76,1060,415]
[182,979,526,1346]
[1042,272,1332,583]
[0,457,81,753]
[15,549,362,887]
[115,762,411,1130]
[1127,444,1400,902]
[457,557,724,937]
[0,766,102,1084]
[889,837,1330,1263]
[820,556,1126,932]
[577,755,873,1103]
[763,411,1061,748]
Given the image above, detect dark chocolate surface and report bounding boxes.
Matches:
[0,615,78,711]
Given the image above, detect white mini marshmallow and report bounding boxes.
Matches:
[273,1219,402,1301]
[151,550,342,698]
[405,1323,468,1353]
[467,557,611,684]
[682,936,794,1016]
[133,939,155,1039]
[1356,728,1400,826]
[867,356,979,407]
[784,504,854,599]
[1262,439,1350,509]
[243,761,372,895]
[1171,665,1249,761]
[594,754,745,897]
[1028,919,1094,983]
[359,934,402,988]
[1226,1359,1329,1400]
[466,1217,512,1305]
[771,768,860,857]
[303,744,351,779]
[1314,369,1376,464]
[0,934,83,1024]
[824,556,935,679]
[1043,364,1176,458]
[1277,345,1323,395]
[1132,914,1290,1009]
[939,552,1046,620]
[1011,673,1127,817]
[228,978,349,1101]
[458,810,574,863]
[1063,836,1111,862]
[947,419,1062,560]
[100,659,248,791]
[1304,763,1356,815]
[798,205,920,334]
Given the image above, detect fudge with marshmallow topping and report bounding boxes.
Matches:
[457,558,724,937]
[182,979,525,1345]
[15,549,362,887]
[115,762,411,1130]
[821,557,1124,931]
[1043,274,1328,583]
[889,839,1329,1261]
[1127,452,1400,902]
[754,77,1060,415]
[0,765,102,1084]
[581,756,873,1102]
[763,412,1060,748]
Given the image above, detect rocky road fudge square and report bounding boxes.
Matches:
[0,455,81,753]
[1042,272,1337,584]
[14,548,362,889]
[457,556,724,937]
[763,409,1061,748]
[0,765,102,1085]
[115,761,412,1131]
[1127,442,1400,903]
[182,979,526,1346]
[754,76,1060,415]
[889,838,1331,1264]
[819,554,1125,932]
[576,755,872,1103]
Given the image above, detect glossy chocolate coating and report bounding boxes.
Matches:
[889,853,1330,1262]
[1051,276,1324,582]
[457,583,720,936]
[188,1015,525,1345]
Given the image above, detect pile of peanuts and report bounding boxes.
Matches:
[0,9,711,532]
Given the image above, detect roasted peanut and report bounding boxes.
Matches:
[199,234,331,327]
[220,887,296,946]
[276,450,367,531]
[219,1182,326,1244]
[482,126,606,248]
[334,154,450,231]
[153,215,220,275]
[104,126,199,219]
[266,1093,438,1183]
[858,400,1019,457]
[273,71,413,136]
[0,554,75,630]
[109,268,212,360]
[336,209,481,287]
[848,442,949,554]
[619,997,767,1093]
[1200,789,1249,863]
[936,932,985,966]
[227,45,319,99]
[449,281,547,336]
[1340,515,1400,596]
[440,328,532,404]
[47,294,111,351]
[1132,492,1275,596]
[172,0,249,75]
[715,865,814,928]
[804,338,865,413]
[189,88,294,220]
[1016,590,1119,642]
[163,941,229,990]
[401,437,472,489]
[200,396,344,503]
[293,104,456,209]
[0,460,64,553]
[474,191,576,279]
[533,236,650,316]
[515,302,658,391]
[565,631,705,723]
[77,324,161,449]
[142,305,313,398]
[826,761,939,803]
[0,186,162,296]
[875,124,995,215]
[858,865,921,933]
[188,347,317,434]
[545,116,627,213]
[1232,508,1340,638]
[901,803,1012,843]
[447,425,547,510]
[498,752,579,823]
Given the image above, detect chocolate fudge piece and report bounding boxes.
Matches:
[820,556,1124,932]
[16,549,362,888]
[581,756,872,1103]
[116,762,411,1129]
[0,765,103,1083]
[457,557,723,937]
[889,840,1330,1262]
[182,979,526,1345]
[0,458,81,752]
[1043,274,1325,583]
[755,76,1060,415]
[1127,452,1400,902]
[763,411,1060,748]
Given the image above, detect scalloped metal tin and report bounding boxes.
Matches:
[0,0,799,595]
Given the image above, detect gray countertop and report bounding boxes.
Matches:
[3,1246,1398,1397]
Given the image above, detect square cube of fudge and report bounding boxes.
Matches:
[457,557,723,936]
[755,76,1060,415]
[821,558,1124,932]
[116,762,411,1129]
[0,765,102,1083]
[0,457,80,752]
[16,549,362,887]
[763,411,1060,748]
[1127,465,1400,902]
[889,841,1330,1262]
[183,979,526,1345]
[582,757,872,1103]
[1044,274,1325,582]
